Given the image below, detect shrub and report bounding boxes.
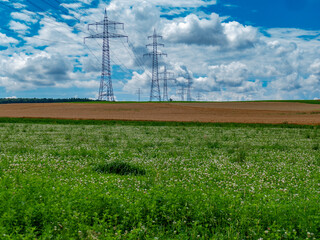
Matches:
[94,160,146,176]
[312,143,319,151]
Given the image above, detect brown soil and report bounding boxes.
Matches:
[0,102,319,125]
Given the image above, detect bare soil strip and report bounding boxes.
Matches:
[0,102,319,125]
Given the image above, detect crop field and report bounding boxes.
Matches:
[0,120,319,239]
[0,101,320,125]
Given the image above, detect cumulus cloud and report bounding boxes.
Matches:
[123,71,151,93]
[209,62,249,87]
[309,59,320,75]
[163,13,225,46]
[55,79,99,89]
[1,0,320,101]
[0,52,72,90]
[189,62,264,101]
[9,20,29,33]
[11,11,37,24]
[106,0,216,8]
[0,33,18,44]
[222,21,258,49]
[162,13,259,49]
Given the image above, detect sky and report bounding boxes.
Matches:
[0,0,320,101]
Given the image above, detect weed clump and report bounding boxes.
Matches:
[229,146,247,163]
[234,148,246,163]
[206,141,220,149]
[312,143,319,151]
[94,160,146,176]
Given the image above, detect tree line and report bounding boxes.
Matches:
[0,98,96,104]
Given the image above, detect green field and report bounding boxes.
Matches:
[0,120,319,239]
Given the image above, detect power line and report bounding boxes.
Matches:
[53,0,98,23]
[0,25,74,44]
[0,1,84,40]
[186,71,193,101]
[24,0,83,33]
[159,66,175,101]
[87,34,132,75]
[1,3,133,78]
[42,0,81,22]
[120,39,149,75]
[144,29,167,101]
[85,9,128,101]
[136,88,142,101]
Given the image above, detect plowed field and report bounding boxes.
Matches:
[0,102,319,125]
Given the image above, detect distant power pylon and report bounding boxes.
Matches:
[144,29,167,101]
[177,86,185,101]
[84,9,127,101]
[136,88,142,102]
[196,92,201,101]
[159,66,175,101]
[186,71,193,101]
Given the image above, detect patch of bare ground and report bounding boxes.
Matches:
[0,102,319,125]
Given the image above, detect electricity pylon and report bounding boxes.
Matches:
[159,66,175,101]
[196,92,201,101]
[186,71,193,101]
[144,29,167,101]
[84,9,127,101]
[136,88,142,102]
[177,86,185,101]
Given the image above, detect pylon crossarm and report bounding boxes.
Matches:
[88,22,124,30]
[148,35,162,39]
[85,33,128,39]
[146,43,164,47]
[143,53,153,57]
[107,21,124,27]
[84,10,127,101]
[88,22,104,29]
[145,29,166,102]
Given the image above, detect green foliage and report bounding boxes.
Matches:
[312,143,319,150]
[243,99,320,105]
[0,117,319,129]
[0,98,95,104]
[94,160,146,176]
[0,122,319,239]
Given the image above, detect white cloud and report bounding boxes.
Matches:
[222,21,259,49]
[107,0,216,8]
[0,33,18,44]
[11,11,37,24]
[1,0,320,101]
[0,52,72,90]
[123,71,151,93]
[9,20,29,33]
[162,13,259,49]
[309,59,320,74]
[163,13,225,46]
[55,80,99,89]
[12,3,26,9]
[208,62,249,87]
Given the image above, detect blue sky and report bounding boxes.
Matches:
[0,0,320,101]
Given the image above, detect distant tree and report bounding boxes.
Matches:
[0,98,97,104]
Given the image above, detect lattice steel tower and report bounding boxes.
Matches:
[186,71,193,101]
[85,9,127,101]
[177,86,185,101]
[159,66,175,101]
[144,29,167,101]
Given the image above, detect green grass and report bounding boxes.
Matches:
[94,160,146,176]
[0,117,319,128]
[0,121,319,239]
[247,100,320,105]
[71,99,320,104]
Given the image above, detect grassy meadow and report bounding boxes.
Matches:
[0,119,319,239]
